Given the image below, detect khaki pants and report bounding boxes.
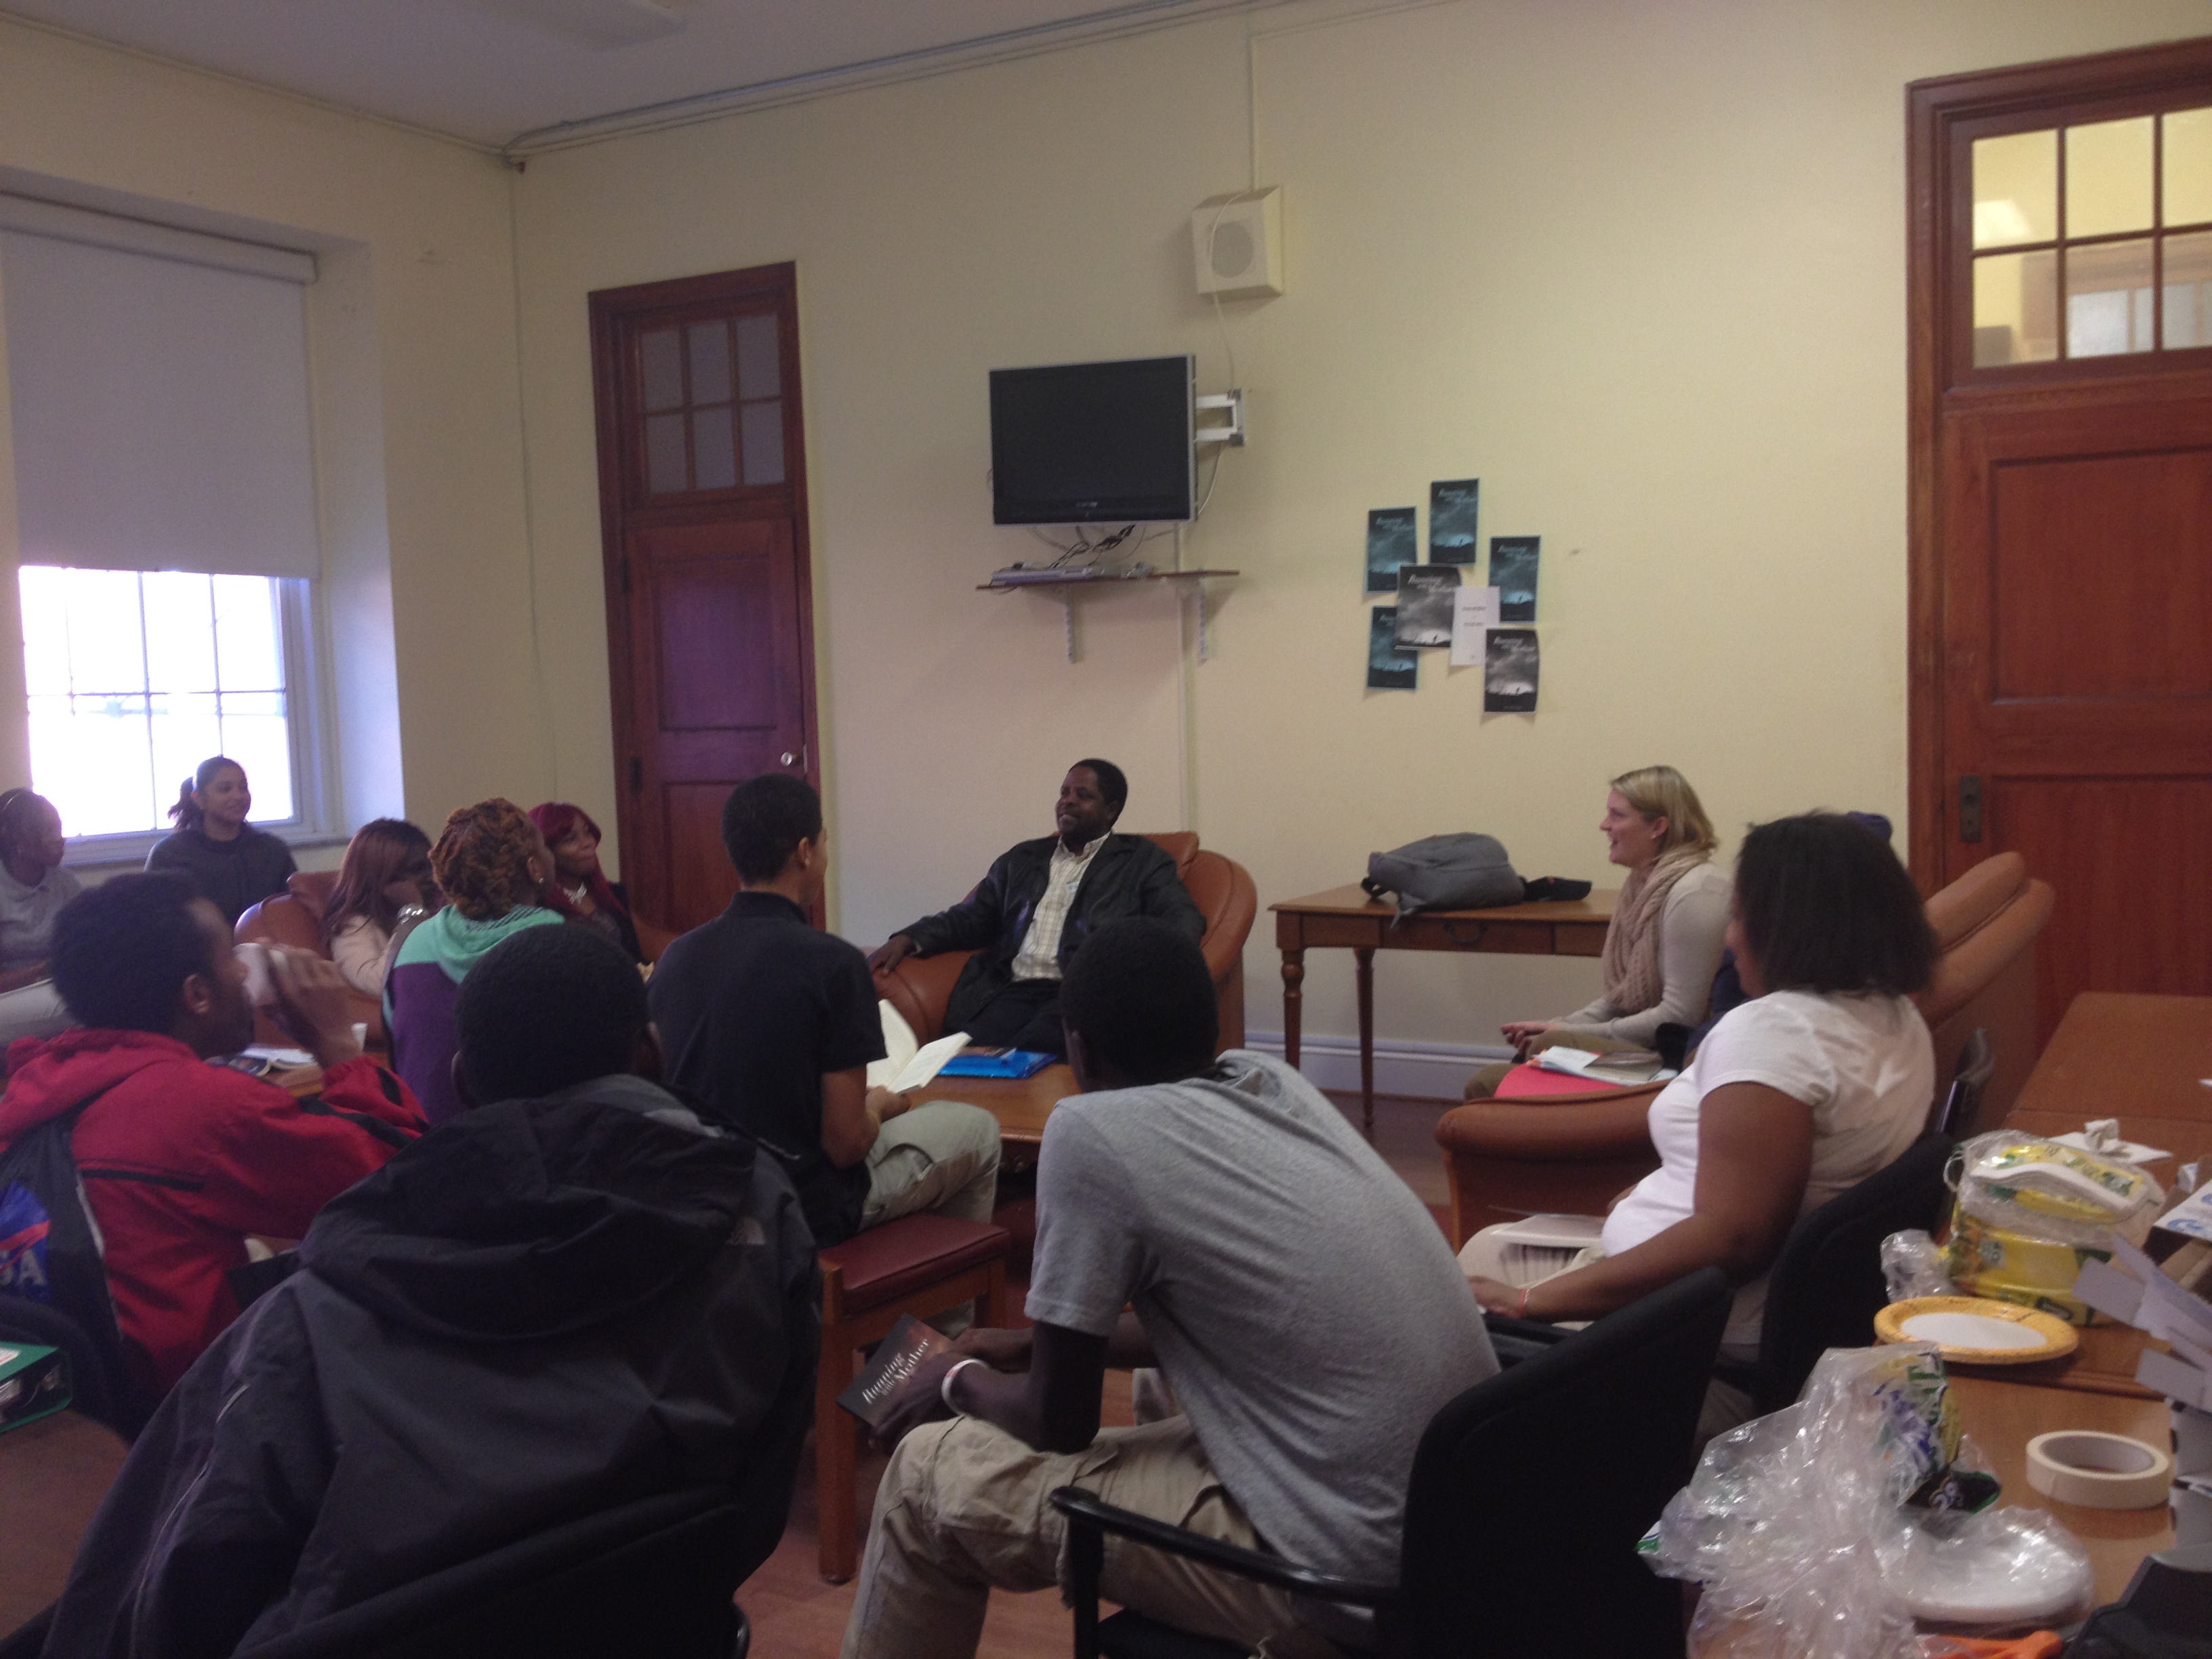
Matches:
[839,1415,1345,1659]
[861,1099,1002,1337]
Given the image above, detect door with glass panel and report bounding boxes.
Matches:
[1910,41,2212,1041]
[588,262,817,934]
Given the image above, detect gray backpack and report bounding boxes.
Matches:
[1362,834,1523,916]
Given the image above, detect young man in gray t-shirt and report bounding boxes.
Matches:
[840,920,1496,1659]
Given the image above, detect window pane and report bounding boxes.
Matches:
[31,695,154,836]
[735,312,780,401]
[692,405,737,490]
[217,697,293,822]
[2067,117,2155,238]
[150,691,224,819]
[2066,238,2155,356]
[1973,129,2057,248]
[2163,230,2212,347]
[17,567,72,697]
[740,400,785,485]
[2165,107,2212,227]
[688,321,732,405]
[640,328,684,412]
[212,575,285,691]
[1974,250,2058,364]
[54,569,150,697]
[645,412,688,495]
[142,572,216,693]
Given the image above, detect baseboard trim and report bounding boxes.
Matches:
[1243,1031,1513,1100]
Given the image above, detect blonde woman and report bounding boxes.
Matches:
[1498,766,1731,1058]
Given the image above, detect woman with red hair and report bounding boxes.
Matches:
[527,802,642,964]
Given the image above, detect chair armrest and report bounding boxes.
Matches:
[1482,1312,1576,1368]
[1435,1098,1659,1161]
[1048,1488,1398,1609]
[874,950,973,1044]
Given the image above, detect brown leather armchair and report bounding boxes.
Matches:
[1433,852,2055,1247]
[871,832,1258,1053]
[234,870,386,1050]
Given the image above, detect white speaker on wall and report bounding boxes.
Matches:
[1191,187,1283,300]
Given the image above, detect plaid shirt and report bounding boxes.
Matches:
[1008,832,1109,981]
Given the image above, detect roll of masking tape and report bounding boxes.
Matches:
[2026,1430,2173,1510]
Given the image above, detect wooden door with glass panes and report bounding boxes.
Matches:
[1911,41,2212,1042]
[588,262,817,934]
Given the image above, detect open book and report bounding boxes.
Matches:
[867,1002,972,1094]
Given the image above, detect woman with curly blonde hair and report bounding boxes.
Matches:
[386,799,564,1124]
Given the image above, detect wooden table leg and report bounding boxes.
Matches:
[1355,946,1375,1137]
[1282,947,1305,1069]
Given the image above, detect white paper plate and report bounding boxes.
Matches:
[1899,1310,2049,1350]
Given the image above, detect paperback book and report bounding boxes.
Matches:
[836,1314,951,1429]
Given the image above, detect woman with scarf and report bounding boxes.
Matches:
[385,800,565,1124]
[1500,764,1731,1056]
[527,801,642,964]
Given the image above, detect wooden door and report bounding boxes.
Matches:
[590,263,816,933]
[1912,42,2212,1042]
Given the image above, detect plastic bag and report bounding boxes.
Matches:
[1942,1132,2165,1325]
[1882,1229,1952,1303]
[1644,1345,2092,1659]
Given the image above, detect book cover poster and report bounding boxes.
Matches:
[1393,565,1462,647]
[836,1313,950,1429]
[1368,607,1418,689]
[1490,536,1541,622]
[1365,508,1418,594]
[1483,628,1540,712]
[1449,585,1501,666]
[1429,478,1480,565]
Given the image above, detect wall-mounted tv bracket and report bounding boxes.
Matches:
[1195,390,1244,447]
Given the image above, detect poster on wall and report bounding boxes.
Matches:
[1429,479,1480,565]
[1483,628,1540,712]
[1449,585,1501,666]
[1365,508,1418,594]
[1368,607,1418,689]
[1393,565,1462,647]
[1490,536,1541,622]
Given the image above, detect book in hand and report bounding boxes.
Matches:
[867,1002,972,1094]
[935,1046,1057,1080]
[836,1314,951,1429]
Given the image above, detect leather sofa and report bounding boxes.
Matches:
[871,832,1258,1053]
[234,870,386,1050]
[1433,851,2055,1247]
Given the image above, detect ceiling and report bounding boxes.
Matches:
[1,0,1255,150]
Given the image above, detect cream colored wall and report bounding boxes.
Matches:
[514,0,2212,1057]
[0,16,539,836]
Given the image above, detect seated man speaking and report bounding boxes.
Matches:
[839,920,1496,1659]
[867,759,1203,1057]
[40,924,817,1659]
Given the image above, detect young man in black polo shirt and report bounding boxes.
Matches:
[649,775,1000,1254]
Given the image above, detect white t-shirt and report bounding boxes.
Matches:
[1601,989,1933,1357]
[1027,1052,1496,1596]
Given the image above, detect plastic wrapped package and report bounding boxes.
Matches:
[1883,1229,1954,1303]
[1645,1345,2093,1659]
[1942,1133,2165,1325]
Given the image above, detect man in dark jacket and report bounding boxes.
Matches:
[868,759,1204,1057]
[40,925,818,1659]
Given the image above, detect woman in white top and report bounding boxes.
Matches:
[319,818,436,998]
[1462,813,1936,1431]
[1500,765,1732,1058]
[0,788,83,1046]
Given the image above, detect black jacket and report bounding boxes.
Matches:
[41,1076,819,1659]
[899,832,1206,1033]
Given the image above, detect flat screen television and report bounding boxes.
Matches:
[989,354,1195,525]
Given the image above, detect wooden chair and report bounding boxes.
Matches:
[814,1213,1012,1582]
[872,832,1258,1051]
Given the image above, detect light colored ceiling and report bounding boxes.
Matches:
[1,0,1254,150]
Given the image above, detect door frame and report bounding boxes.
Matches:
[1906,37,2212,888]
[586,262,820,921]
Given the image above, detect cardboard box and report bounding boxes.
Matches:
[0,1342,72,1432]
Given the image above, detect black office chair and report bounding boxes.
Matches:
[232,1489,754,1659]
[1746,1131,1954,1415]
[1934,1029,1994,1138]
[0,1293,150,1440]
[1053,1267,1731,1659]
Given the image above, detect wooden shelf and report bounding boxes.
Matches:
[975,568,1239,592]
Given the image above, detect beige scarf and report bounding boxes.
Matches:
[1600,845,1708,1015]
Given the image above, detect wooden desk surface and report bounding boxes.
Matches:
[912,1065,1079,1151]
[0,1411,127,1635]
[2007,992,2212,1174]
[1948,1373,2175,1607]
[1270,885,1616,957]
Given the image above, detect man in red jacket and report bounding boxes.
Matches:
[0,873,424,1399]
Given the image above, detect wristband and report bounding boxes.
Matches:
[941,1357,986,1414]
[1517,1286,1531,1319]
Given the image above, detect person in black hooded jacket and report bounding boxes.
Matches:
[39,925,818,1659]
